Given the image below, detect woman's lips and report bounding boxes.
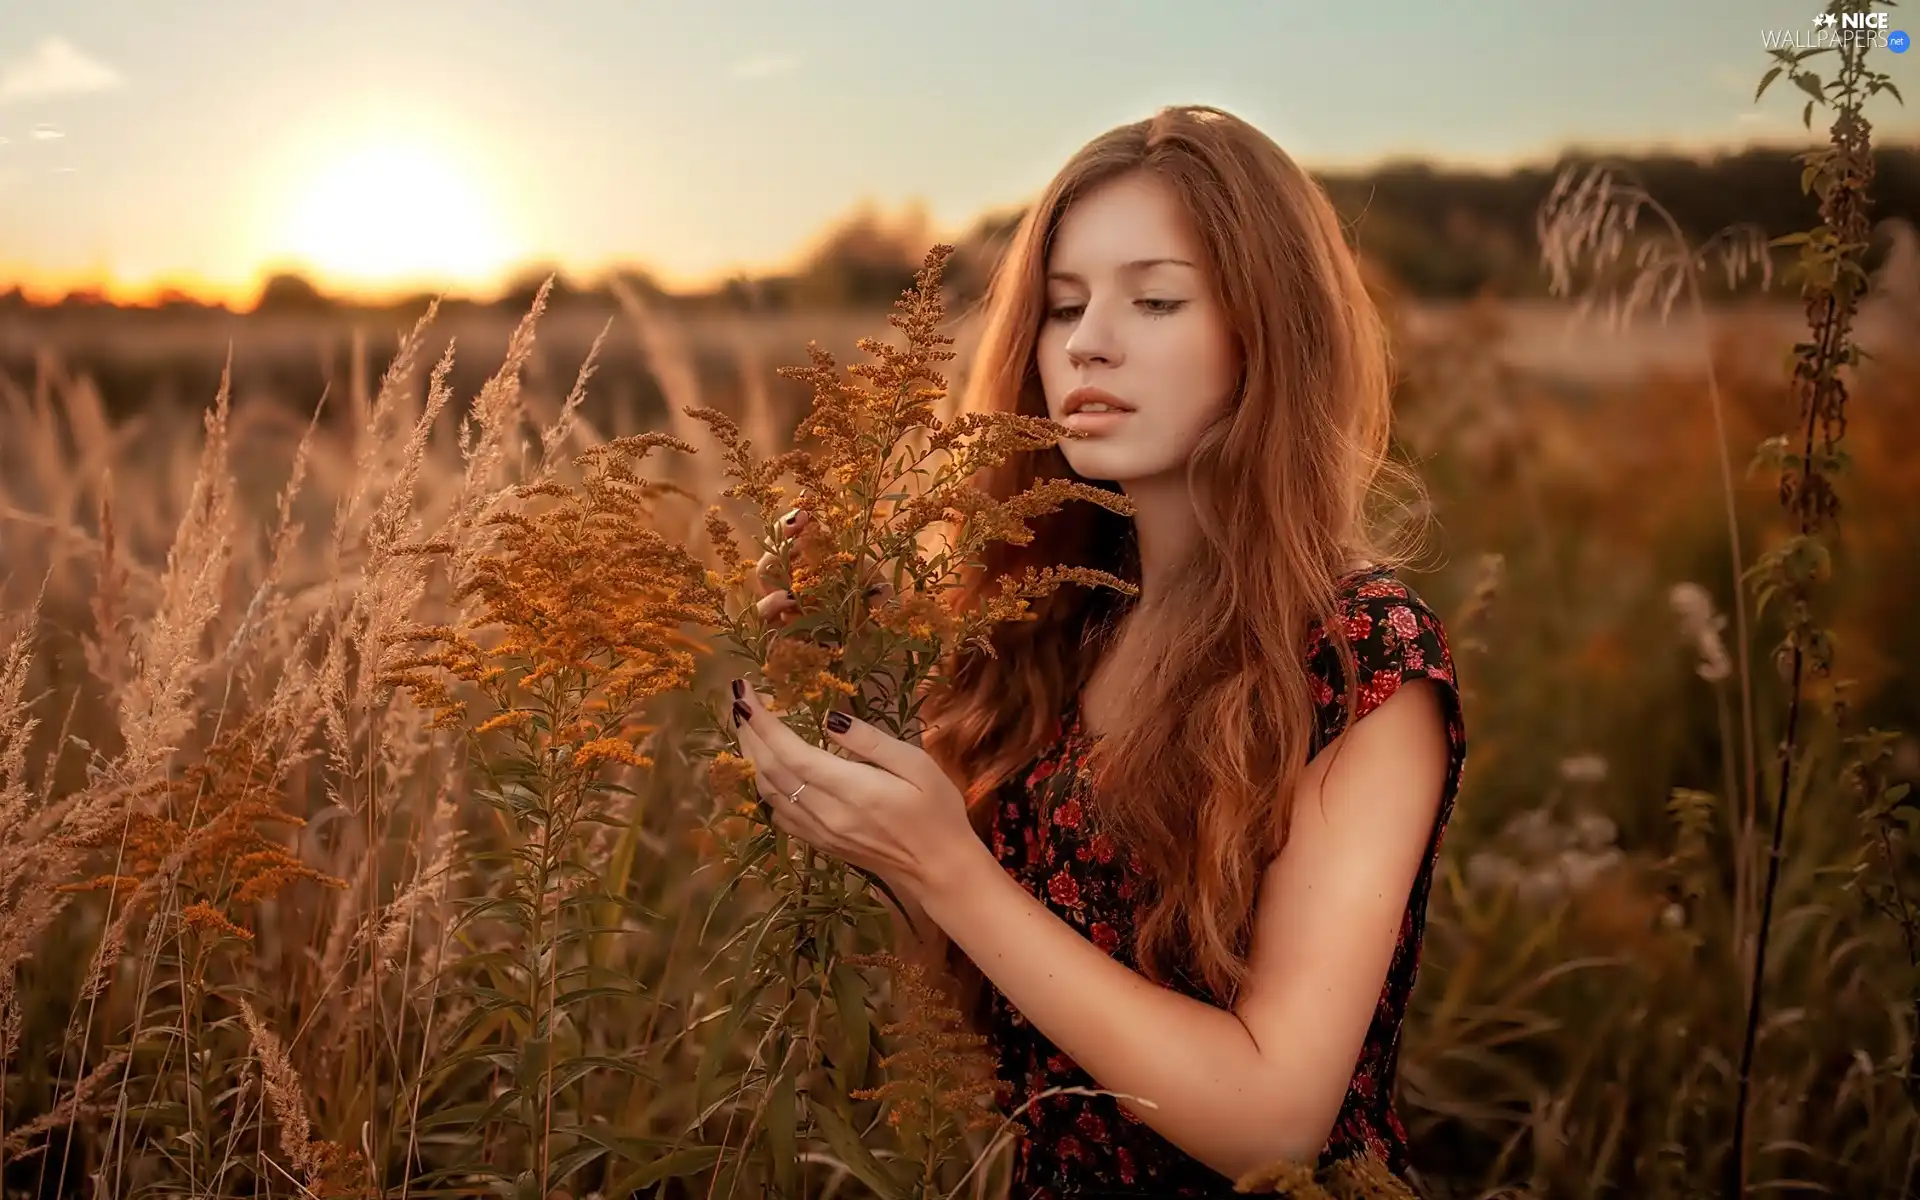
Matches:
[1061,409,1131,434]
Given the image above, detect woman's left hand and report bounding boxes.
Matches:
[729,679,979,900]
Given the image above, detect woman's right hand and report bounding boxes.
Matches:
[751,506,810,628]
[751,506,895,628]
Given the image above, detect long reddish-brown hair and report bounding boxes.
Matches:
[919,104,1430,1010]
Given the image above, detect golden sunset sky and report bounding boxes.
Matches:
[0,0,1912,306]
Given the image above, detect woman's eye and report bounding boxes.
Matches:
[1047,299,1185,321]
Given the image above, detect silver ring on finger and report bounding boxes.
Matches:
[787,782,808,805]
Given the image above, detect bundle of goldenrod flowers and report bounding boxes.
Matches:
[383,431,724,751]
[57,708,346,946]
[687,243,1137,749]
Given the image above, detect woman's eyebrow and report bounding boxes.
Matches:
[1045,258,1196,284]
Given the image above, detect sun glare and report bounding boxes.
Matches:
[275,137,519,294]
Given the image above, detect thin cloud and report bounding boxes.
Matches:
[728,52,803,80]
[29,124,65,141]
[0,37,125,104]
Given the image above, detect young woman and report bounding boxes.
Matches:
[729,104,1467,1198]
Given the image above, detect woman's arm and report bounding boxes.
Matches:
[907,680,1451,1182]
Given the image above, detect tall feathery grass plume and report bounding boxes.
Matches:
[238,999,372,1198]
[111,357,239,798]
[674,244,1139,1197]
[0,586,55,1138]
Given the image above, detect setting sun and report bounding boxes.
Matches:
[273,137,520,293]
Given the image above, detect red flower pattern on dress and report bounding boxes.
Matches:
[1048,869,1082,909]
[1311,672,1335,707]
[981,565,1468,1198]
[1387,604,1422,642]
[1343,608,1374,643]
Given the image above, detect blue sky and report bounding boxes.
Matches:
[0,0,1911,301]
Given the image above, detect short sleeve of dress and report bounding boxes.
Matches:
[1306,570,1468,808]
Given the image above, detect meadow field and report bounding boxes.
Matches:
[2,174,1919,1200]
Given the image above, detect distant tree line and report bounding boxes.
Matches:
[3,143,1914,318]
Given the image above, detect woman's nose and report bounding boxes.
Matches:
[1064,309,1118,367]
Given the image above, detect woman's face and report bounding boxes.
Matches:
[1037,171,1239,487]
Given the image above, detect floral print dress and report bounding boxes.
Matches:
[981,566,1468,1198]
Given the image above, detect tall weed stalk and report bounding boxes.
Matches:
[1736,8,1910,1193]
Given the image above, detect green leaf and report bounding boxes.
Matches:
[544,1053,657,1096]
[695,905,782,1109]
[812,1102,904,1200]
[409,1162,517,1192]
[1796,72,1825,102]
[693,975,775,1112]
[433,1044,525,1077]
[768,1070,798,1198]
[831,961,872,1092]
[455,895,536,932]
[569,1127,687,1160]
[1756,64,1784,100]
[465,985,535,1021]
[412,1093,521,1134]
[543,1143,610,1190]
[551,923,647,950]
[847,864,916,932]
[603,1144,725,1195]
[552,984,648,1011]
[558,891,657,920]
[447,949,525,977]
